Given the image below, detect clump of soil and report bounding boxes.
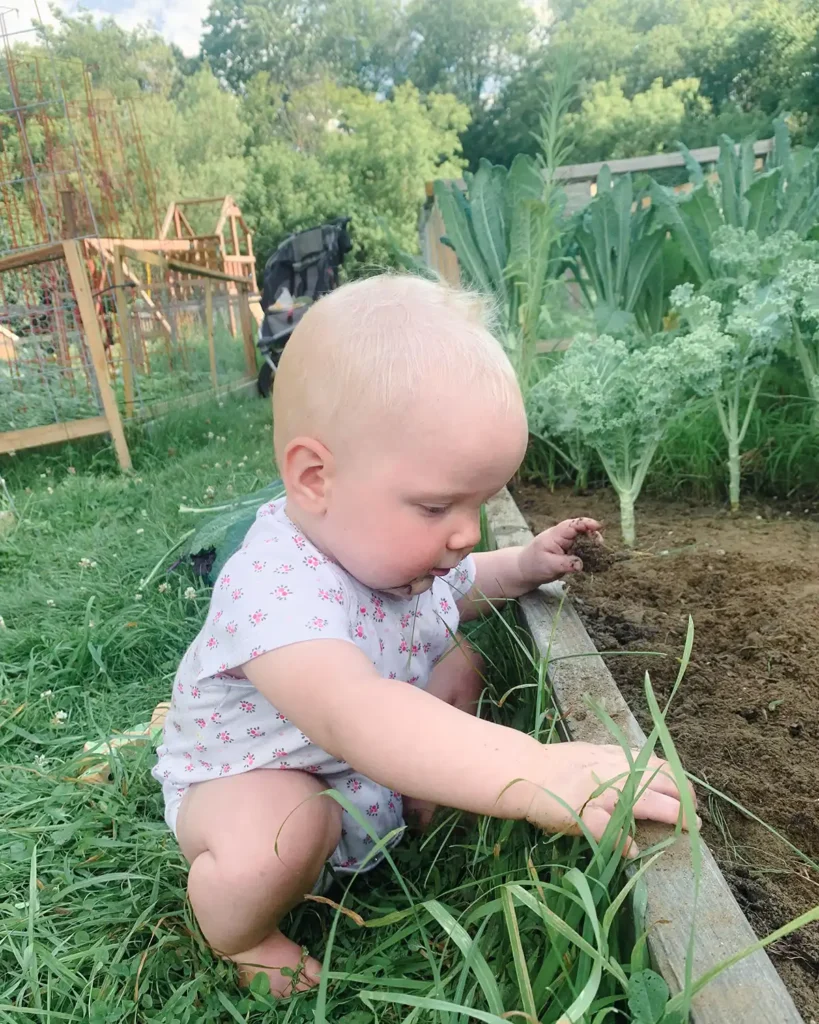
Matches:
[515,483,819,1020]
[570,532,615,574]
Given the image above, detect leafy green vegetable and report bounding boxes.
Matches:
[528,330,725,545]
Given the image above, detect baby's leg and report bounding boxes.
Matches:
[404,634,485,829]
[176,769,342,996]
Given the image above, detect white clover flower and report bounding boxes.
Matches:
[78,558,94,569]
[184,587,197,600]
[226,485,234,494]
[88,621,95,629]
[254,450,260,456]
[47,487,53,495]
[40,690,53,699]
[218,401,224,408]
[208,431,215,439]
[46,599,55,607]
[141,509,148,518]
[214,463,221,469]
[34,754,48,770]
[157,582,169,594]
[40,473,46,479]
[134,593,143,601]
[0,615,5,630]
[205,486,215,497]
[54,710,67,722]
[136,528,144,535]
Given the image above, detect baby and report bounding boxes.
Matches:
[153,275,688,996]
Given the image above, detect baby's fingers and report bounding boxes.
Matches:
[581,804,638,858]
[630,788,699,831]
[639,754,698,806]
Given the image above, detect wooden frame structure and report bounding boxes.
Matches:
[485,488,805,1024]
[0,240,132,470]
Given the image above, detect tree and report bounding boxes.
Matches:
[200,0,405,93]
[403,0,537,113]
[243,82,468,266]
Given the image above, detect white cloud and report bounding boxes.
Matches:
[3,0,209,56]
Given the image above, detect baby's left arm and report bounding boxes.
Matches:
[458,517,601,621]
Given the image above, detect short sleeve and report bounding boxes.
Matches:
[442,554,476,603]
[195,541,355,680]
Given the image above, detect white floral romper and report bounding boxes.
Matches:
[152,498,475,878]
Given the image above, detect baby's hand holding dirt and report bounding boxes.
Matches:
[517,517,602,586]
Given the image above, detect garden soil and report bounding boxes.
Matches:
[514,482,819,1021]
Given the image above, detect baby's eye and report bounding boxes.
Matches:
[420,505,449,517]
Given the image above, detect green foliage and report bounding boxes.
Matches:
[671,228,819,507]
[567,169,675,335]
[243,81,468,268]
[528,330,727,544]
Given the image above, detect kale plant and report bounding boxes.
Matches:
[528,330,726,547]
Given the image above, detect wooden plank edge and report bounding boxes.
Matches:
[0,416,110,455]
[484,487,805,1024]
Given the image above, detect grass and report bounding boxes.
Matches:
[1,394,817,1023]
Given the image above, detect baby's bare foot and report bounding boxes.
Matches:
[231,929,322,997]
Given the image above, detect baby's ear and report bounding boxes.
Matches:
[282,436,334,513]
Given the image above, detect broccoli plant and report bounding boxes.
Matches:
[528,331,726,547]
[671,228,811,510]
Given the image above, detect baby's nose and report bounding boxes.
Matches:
[447,515,481,552]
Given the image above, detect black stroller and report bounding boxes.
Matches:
[256,216,352,397]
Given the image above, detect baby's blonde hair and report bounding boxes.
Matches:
[273,273,521,460]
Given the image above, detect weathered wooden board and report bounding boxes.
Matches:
[485,487,805,1024]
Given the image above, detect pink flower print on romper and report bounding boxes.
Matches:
[184,762,194,772]
[273,747,287,757]
[217,730,233,743]
[243,752,255,767]
[306,764,321,773]
[339,857,358,868]
[439,598,451,614]
[220,763,231,775]
[199,760,213,771]
[277,761,291,769]
[307,616,329,630]
[292,534,306,550]
[379,638,385,654]
[400,613,412,629]
[411,642,421,656]
[275,563,294,574]
[205,637,218,650]
[275,712,288,723]
[346,777,362,793]
[318,588,331,601]
[366,803,379,817]
[273,585,291,601]
[373,605,385,622]
[249,646,263,659]
[388,672,397,679]
[190,686,201,699]
[225,620,238,636]
[388,799,395,812]
[423,642,432,653]
[219,574,231,590]
[408,675,419,685]
[252,560,265,573]
[247,727,265,738]
[353,623,366,640]
[194,741,206,753]
[457,568,469,585]
[231,588,243,601]
[249,609,267,626]
[303,554,321,570]
[212,610,223,625]
[194,717,207,729]
[239,700,256,713]
[358,603,368,618]
[183,751,192,760]
[398,639,409,655]
[173,721,182,732]
[391,790,401,800]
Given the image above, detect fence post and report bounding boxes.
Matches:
[238,285,257,378]
[63,240,133,472]
[112,245,134,418]
[205,279,218,390]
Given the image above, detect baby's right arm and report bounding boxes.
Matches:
[243,640,694,849]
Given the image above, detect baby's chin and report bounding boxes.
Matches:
[380,574,435,599]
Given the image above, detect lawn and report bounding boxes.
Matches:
[5,393,808,1024]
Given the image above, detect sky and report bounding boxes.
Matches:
[4,0,210,56]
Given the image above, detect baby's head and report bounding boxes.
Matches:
[273,274,527,596]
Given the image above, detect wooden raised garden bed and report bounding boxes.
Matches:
[485,487,806,1024]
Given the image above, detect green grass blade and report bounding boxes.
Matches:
[424,900,505,1016]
